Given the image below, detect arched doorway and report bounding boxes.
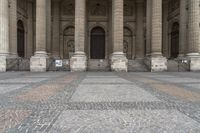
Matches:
[63,26,75,59]
[17,20,25,58]
[124,27,133,59]
[171,22,179,58]
[90,27,105,59]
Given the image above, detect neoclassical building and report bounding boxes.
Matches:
[0,0,200,72]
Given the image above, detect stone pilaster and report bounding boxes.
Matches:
[179,0,187,58]
[187,0,200,71]
[145,0,152,57]
[162,1,168,58]
[27,1,34,58]
[9,0,17,58]
[70,0,87,72]
[136,0,144,58]
[0,0,9,72]
[110,0,128,72]
[30,0,48,72]
[146,0,167,72]
[46,0,51,55]
[52,1,60,58]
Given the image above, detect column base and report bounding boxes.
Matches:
[0,55,7,72]
[70,52,87,72]
[30,51,49,72]
[145,55,167,72]
[110,52,128,72]
[187,53,200,71]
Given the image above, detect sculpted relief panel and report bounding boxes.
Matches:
[89,0,107,16]
[124,0,133,16]
[61,0,75,16]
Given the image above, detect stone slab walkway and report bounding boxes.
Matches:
[0,72,199,132]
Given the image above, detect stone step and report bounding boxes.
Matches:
[88,59,110,71]
[167,59,189,72]
[128,59,149,72]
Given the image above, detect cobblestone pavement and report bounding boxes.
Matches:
[0,72,200,132]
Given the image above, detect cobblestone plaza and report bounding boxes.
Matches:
[0,72,199,132]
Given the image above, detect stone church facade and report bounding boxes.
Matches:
[0,0,200,72]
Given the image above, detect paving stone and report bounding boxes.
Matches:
[71,84,159,102]
[50,110,200,133]
[0,72,199,132]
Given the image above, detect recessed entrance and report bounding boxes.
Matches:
[90,27,105,59]
[171,22,179,58]
[17,20,25,58]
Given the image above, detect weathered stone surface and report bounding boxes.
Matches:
[70,52,87,72]
[146,56,167,72]
[0,56,7,72]
[110,52,128,72]
[30,52,48,72]
[189,56,200,72]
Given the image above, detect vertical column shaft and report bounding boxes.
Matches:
[75,0,86,52]
[151,0,162,55]
[52,1,60,57]
[136,0,144,58]
[179,0,187,56]
[9,0,17,57]
[0,0,9,55]
[188,0,200,54]
[46,0,51,54]
[35,0,47,53]
[146,0,152,56]
[112,0,124,52]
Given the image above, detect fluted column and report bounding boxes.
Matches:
[110,0,128,72]
[35,0,47,53]
[70,0,87,71]
[146,0,167,72]
[187,0,200,71]
[112,0,124,52]
[27,1,34,58]
[0,0,9,72]
[30,0,48,72]
[136,0,144,58]
[9,0,17,57]
[52,1,60,58]
[187,0,200,55]
[46,0,51,55]
[145,0,152,57]
[151,0,162,56]
[179,0,187,57]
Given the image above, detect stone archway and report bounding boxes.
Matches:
[63,26,75,59]
[171,22,179,58]
[17,20,25,58]
[90,27,105,59]
[124,27,133,59]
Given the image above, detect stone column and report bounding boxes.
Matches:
[52,1,60,58]
[145,0,152,57]
[30,0,49,72]
[0,0,9,72]
[9,0,17,57]
[70,0,87,71]
[162,1,169,58]
[110,0,128,72]
[46,0,52,55]
[136,0,144,58]
[147,0,167,72]
[187,0,200,71]
[178,0,187,58]
[27,1,34,58]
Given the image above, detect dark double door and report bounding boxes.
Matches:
[90,27,105,59]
